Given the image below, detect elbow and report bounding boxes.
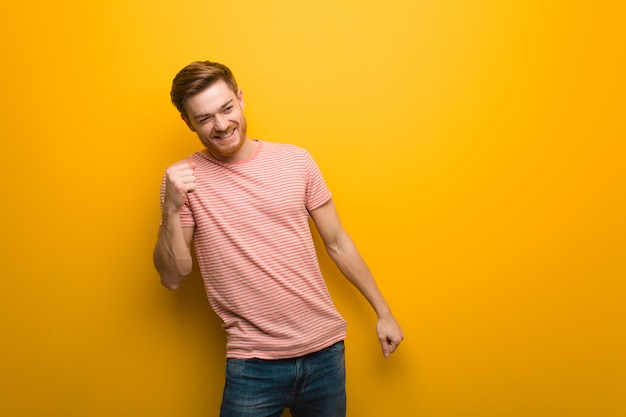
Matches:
[161,277,182,291]
[324,234,349,261]
[324,233,358,266]
[325,244,340,262]
[160,269,188,291]
[157,259,193,291]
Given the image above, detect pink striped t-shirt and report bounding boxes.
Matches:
[169,140,347,359]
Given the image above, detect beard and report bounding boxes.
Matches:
[203,115,248,161]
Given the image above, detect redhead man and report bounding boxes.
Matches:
[154,60,403,417]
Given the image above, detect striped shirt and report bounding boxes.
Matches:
[167,140,347,359]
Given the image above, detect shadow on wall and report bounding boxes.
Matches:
[163,259,229,412]
[169,259,226,348]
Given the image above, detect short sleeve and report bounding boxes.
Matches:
[303,151,332,211]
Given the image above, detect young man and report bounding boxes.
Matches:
[154,60,403,417]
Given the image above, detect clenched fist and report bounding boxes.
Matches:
[163,161,196,211]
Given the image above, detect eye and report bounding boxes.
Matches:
[223,105,233,114]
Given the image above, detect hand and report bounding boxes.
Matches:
[164,161,196,211]
[377,315,404,358]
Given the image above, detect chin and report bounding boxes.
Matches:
[207,139,245,160]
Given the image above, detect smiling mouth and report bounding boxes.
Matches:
[213,128,236,140]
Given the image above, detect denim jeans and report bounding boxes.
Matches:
[220,341,346,417]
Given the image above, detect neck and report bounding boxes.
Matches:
[207,138,258,163]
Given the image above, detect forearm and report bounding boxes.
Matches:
[153,210,193,290]
[329,233,404,356]
[326,233,393,319]
[310,199,403,356]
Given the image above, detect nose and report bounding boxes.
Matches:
[214,114,228,131]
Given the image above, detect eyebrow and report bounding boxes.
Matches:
[192,99,234,121]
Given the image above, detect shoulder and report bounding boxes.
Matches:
[258,141,315,167]
[251,142,321,180]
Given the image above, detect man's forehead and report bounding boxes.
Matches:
[186,82,237,115]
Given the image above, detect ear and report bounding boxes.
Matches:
[181,114,196,132]
[237,89,244,109]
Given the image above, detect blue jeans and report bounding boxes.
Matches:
[220,341,346,417]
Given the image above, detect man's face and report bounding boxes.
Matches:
[182,80,247,162]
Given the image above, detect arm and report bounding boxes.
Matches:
[153,162,197,290]
[309,199,404,357]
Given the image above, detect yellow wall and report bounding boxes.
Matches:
[1,1,624,416]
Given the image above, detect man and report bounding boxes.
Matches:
[154,60,404,417]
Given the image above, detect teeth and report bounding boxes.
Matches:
[214,129,234,139]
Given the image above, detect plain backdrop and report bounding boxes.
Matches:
[1,1,624,416]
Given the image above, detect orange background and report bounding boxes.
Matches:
[1,1,624,416]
